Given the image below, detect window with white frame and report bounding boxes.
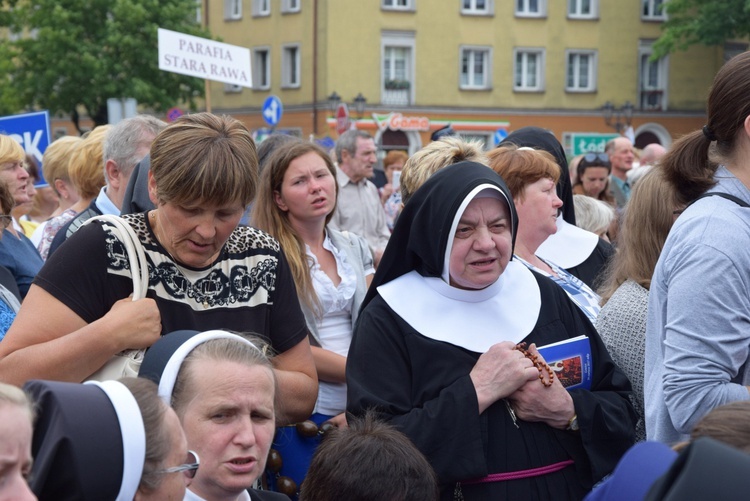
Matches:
[460,47,492,90]
[224,0,242,20]
[281,0,300,13]
[381,31,415,106]
[462,0,493,15]
[282,45,301,88]
[642,0,666,20]
[639,41,668,110]
[252,47,271,90]
[252,0,271,17]
[516,0,546,17]
[514,48,545,91]
[568,0,597,19]
[384,47,409,83]
[566,50,597,92]
[382,0,414,11]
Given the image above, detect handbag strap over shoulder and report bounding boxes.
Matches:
[688,192,750,209]
[81,215,149,299]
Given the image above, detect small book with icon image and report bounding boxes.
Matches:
[536,335,592,390]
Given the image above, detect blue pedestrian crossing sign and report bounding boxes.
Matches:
[494,128,508,146]
[262,96,283,127]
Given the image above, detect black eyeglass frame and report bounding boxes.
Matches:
[157,450,200,479]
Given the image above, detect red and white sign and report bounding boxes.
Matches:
[335,104,350,135]
[375,112,430,132]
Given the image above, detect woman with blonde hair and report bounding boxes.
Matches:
[0,382,36,500]
[596,167,678,442]
[30,135,83,259]
[0,179,23,339]
[139,330,289,501]
[0,135,43,298]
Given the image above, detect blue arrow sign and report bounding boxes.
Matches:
[262,96,283,127]
[494,128,508,146]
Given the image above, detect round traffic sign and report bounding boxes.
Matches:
[262,96,283,127]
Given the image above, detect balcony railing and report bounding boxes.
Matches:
[382,88,410,107]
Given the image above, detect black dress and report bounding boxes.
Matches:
[348,161,635,500]
[347,272,635,500]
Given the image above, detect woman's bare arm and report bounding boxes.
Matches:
[0,285,161,385]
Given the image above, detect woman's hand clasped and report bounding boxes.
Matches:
[470,341,540,414]
[102,296,162,351]
[507,344,576,430]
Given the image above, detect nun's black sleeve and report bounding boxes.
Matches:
[347,279,637,496]
[538,275,638,481]
[346,296,487,484]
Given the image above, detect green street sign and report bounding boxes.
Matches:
[570,133,620,156]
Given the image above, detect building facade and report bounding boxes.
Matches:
[53,1,738,157]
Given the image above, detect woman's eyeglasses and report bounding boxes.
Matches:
[0,215,12,230]
[157,450,200,479]
[579,152,612,169]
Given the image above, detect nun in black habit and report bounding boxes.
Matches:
[25,378,192,501]
[346,162,635,500]
[500,127,614,289]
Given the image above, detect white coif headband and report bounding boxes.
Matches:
[85,380,146,501]
[157,330,261,403]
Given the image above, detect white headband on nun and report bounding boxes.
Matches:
[85,380,145,501]
[157,330,261,403]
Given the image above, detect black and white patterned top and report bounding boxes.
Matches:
[35,212,307,353]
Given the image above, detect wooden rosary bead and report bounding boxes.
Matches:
[319,421,336,437]
[515,342,555,387]
[266,448,282,473]
[295,420,319,438]
[276,476,298,496]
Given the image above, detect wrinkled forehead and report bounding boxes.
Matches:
[441,185,512,282]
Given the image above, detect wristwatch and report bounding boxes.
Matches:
[566,414,579,431]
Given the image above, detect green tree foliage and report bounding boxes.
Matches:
[653,0,750,59]
[0,0,210,132]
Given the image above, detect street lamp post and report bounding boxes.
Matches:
[602,101,634,134]
[327,91,341,115]
[352,93,367,118]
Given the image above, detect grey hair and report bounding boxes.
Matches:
[335,130,373,164]
[573,194,615,236]
[103,115,166,179]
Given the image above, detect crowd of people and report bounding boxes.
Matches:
[2,51,750,501]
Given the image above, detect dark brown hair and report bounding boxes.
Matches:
[300,411,439,501]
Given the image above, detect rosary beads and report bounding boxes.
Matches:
[515,342,554,387]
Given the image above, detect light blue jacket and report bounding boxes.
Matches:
[645,166,750,443]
